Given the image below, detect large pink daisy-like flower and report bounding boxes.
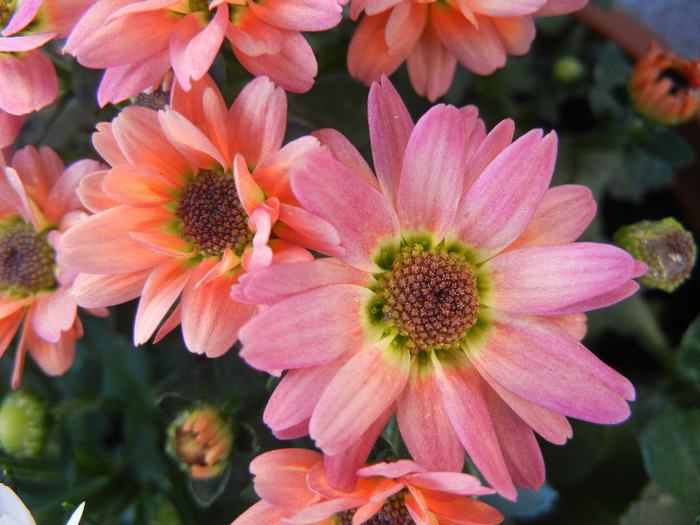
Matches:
[347,0,588,101]
[63,0,345,106]
[60,75,334,358]
[235,77,647,498]
[0,146,104,388]
[233,449,503,525]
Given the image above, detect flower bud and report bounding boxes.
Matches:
[0,389,48,458]
[628,42,700,126]
[553,56,585,84]
[615,217,696,292]
[166,403,233,479]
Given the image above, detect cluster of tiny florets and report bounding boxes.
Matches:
[176,171,252,257]
[378,245,479,353]
[0,222,57,295]
[335,491,415,525]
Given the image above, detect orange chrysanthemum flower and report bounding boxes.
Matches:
[0,146,104,388]
[233,449,503,525]
[347,0,588,101]
[60,75,335,357]
[628,41,700,125]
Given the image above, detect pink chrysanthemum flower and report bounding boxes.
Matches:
[60,75,334,358]
[233,449,503,525]
[234,77,648,498]
[63,0,345,106]
[347,0,588,101]
[0,146,104,388]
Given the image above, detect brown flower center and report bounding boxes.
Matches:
[175,171,252,257]
[378,245,479,354]
[336,492,415,525]
[0,222,57,295]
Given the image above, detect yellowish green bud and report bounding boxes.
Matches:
[0,390,48,458]
[553,56,585,84]
[615,217,696,292]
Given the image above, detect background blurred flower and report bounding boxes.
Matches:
[63,0,345,106]
[628,41,700,125]
[60,75,330,358]
[0,483,84,525]
[347,0,588,101]
[232,448,503,525]
[235,76,647,498]
[0,146,104,388]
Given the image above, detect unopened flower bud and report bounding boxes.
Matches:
[553,56,585,84]
[166,403,233,479]
[628,42,700,126]
[615,217,696,292]
[0,390,48,458]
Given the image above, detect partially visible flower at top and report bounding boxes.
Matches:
[234,76,647,498]
[628,41,700,126]
[166,402,234,479]
[63,0,345,106]
[0,483,84,525]
[615,217,696,293]
[347,0,588,101]
[232,448,503,525]
[0,145,105,388]
[60,74,336,358]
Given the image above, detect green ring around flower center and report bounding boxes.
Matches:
[364,233,494,356]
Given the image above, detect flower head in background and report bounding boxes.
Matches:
[235,76,647,498]
[63,0,345,106]
[347,0,588,101]
[0,146,104,388]
[628,41,700,125]
[0,483,84,525]
[60,75,332,358]
[232,449,503,525]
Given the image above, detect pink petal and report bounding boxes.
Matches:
[396,364,465,472]
[504,184,596,251]
[128,231,195,257]
[462,118,514,194]
[464,0,546,16]
[453,129,557,260]
[286,498,367,524]
[0,310,23,357]
[541,280,643,316]
[310,339,409,455]
[30,288,77,344]
[0,32,55,52]
[158,108,226,168]
[232,154,266,215]
[2,0,43,36]
[484,243,644,314]
[238,284,375,371]
[0,50,58,115]
[70,270,151,308]
[472,312,635,424]
[0,110,24,149]
[312,128,379,192]
[408,471,494,496]
[264,362,345,437]
[484,387,545,490]
[432,9,506,75]
[233,258,369,306]
[229,76,287,167]
[358,459,426,479]
[274,203,344,258]
[426,496,504,524]
[45,159,103,224]
[59,206,171,274]
[133,259,190,345]
[248,0,343,31]
[431,354,517,500]
[534,0,588,17]
[290,151,400,273]
[26,325,76,376]
[396,104,467,237]
[492,15,536,55]
[231,501,288,525]
[169,8,227,91]
[405,21,458,102]
[180,261,255,357]
[102,165,177,206]
[96,53,172,106]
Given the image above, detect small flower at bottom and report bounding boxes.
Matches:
[234,76,648,499]
[166,402,234,479]
[628,41,700,125]
[232,449,503,525]
[60,75,333,357]
[0,146,106,388]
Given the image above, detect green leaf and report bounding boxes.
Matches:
[631,124,695,165]
[678,314,700,390]
[639,409,700,510]
[621,483,698,525]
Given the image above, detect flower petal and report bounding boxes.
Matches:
[310,339,409,455]
[30,288,77,344]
